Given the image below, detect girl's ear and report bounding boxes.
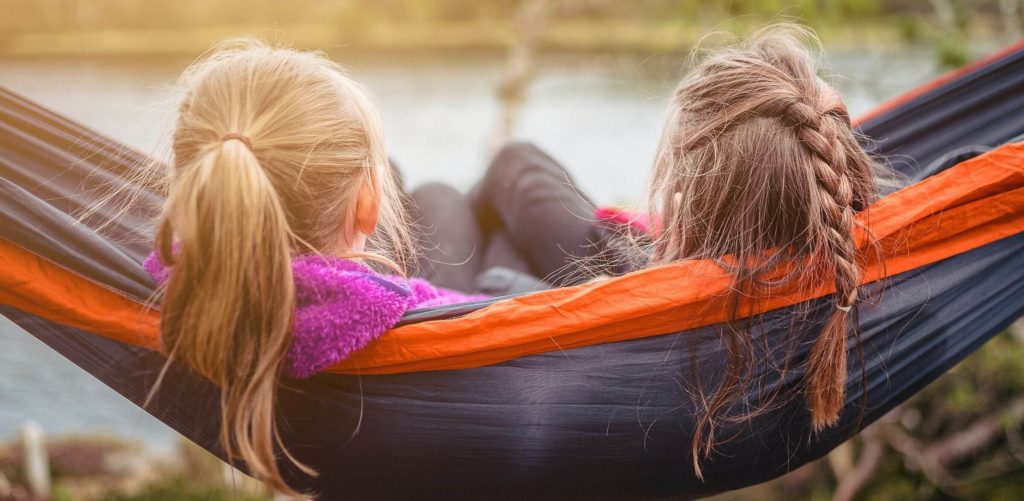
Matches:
[354,167,382,235]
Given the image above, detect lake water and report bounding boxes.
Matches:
[0,45,970,451]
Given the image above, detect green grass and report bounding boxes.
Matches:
[98,476,268,501]
[0,16,989,58]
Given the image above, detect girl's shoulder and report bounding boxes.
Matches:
[144,251,486,378]
[143,252,417,378]
[288,258,486,375]
[285,256,417,378]
[403,277,489,309]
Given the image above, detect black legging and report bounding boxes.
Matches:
[408,142,620,294]
[406,139,997,294]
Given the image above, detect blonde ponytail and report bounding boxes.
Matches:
[158,138,304,491]
[153,38,414,493]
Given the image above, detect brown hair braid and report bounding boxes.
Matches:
[790,90,865,431]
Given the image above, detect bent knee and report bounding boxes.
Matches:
[411,181,461,201]
[495,141,542,161]
[486,141,546,182]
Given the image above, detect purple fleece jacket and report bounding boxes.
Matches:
[143,252,485,379]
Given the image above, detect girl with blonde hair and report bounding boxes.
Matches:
[143,39,484,492]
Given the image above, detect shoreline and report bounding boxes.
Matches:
[0,18,1005,59]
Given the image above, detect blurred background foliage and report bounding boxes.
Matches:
[0,0,1019,65]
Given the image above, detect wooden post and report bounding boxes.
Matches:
[999,0,1022,41]
[0,469,12,498]
[1010,317,1024,345]
[21,421,51,500]
[491,0,552,152]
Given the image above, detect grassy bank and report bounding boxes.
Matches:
[0,16,1004,58]
[0,434,270,500]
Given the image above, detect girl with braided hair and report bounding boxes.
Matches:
[439,27,882,474]
[462,22,886,476]
[647,24,883,474]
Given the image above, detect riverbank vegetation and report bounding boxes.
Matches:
[0,0,1019,60]
[0,435,271,500]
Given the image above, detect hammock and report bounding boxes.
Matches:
[1,41,1023,499]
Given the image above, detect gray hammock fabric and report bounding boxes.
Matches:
[1,42,1023,499]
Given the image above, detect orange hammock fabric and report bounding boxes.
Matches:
[2,141,1022,374]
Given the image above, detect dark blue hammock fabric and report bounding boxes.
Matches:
[1,43,1023,499]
